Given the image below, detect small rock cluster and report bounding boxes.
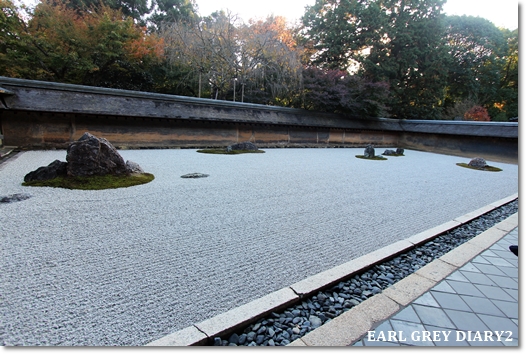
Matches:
[383,148,405,156]
[360,145,405,159]
[212,199,518,346]
[24,132,144,182]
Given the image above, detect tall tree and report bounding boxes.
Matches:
[0,0,35,78]
[301,0,450,119]
[162,10,241,99]
[0,0,164,90]
[301,0,371,70]
[240,16,304,105]
[492,28,518,120]
[161,13,304,104]
[150,0,197,29]
[443,15,506,109]
[54,0,151,21]
[359,0,449,119]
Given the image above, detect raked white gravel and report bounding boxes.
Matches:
[0,148,518,345]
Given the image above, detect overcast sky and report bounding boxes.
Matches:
[194,0,519,29]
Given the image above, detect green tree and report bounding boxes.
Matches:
[301,0,371,70]
[150,0,197,29]
[359,0,449,119]
[0,0,36,78]
[55,0,151,22]
[491,28,518,120]
[0,0,164,90]
[301,0,449,119]
[443,16,506,109]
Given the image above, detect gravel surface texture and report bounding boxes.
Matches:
[0,148,518,346]
[213,200,518,346]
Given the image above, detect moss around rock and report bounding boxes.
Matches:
[456,163,502,172]
[355,155,387,160]
[22,132,154,190]
[22,173,155,190]
[197,149,265,155]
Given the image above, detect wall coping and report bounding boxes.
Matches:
[0,76,518,139]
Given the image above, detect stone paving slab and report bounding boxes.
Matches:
[350,224,519,347]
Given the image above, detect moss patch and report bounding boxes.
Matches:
[355,155,388,161]
[456,163,502,172]
[197,149,265,155]
[22,173,155,190]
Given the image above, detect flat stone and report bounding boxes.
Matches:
[415,259,457,282]
[194,287,298,339]
[382,273,436,306]
[407,220,461,246]
[181,173,209,178]
[145,326,208,346]
[439,242,485,268]
[466,228,509,250]
[0,193,32,203]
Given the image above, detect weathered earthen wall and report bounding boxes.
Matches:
[0,77,518,164]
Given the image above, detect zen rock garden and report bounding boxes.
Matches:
[12,136,502,194]
[22,132,154,190]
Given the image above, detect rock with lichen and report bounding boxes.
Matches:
[364,145,375,158]
[24,160,67,182]
[468,157,487,169]
[226,141,258,152]
[66,132,129,177]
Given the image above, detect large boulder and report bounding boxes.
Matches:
[226,141,258,152]
[66,132,128,177]
[24,160,67,182]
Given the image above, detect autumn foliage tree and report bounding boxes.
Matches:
[463,106,490,121]
[161,13,304,104]
[0,0,164,91]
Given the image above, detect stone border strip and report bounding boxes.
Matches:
[145,193,518,346]
[288,211,519,347]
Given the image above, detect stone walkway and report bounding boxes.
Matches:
[354,228,519,346]
[288,216,518,347]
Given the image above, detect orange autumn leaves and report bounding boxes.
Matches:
[3,0,163,85]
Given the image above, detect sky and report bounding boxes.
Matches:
[16,0,520,29]
[194,0,520,29]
